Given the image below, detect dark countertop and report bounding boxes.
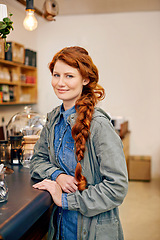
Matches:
[0,165,53,240]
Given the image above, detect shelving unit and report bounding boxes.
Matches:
[0,59,37,105]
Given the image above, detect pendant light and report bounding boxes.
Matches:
[23,0,38,31]
[0,4,7,21]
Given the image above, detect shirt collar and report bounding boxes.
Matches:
[59,104,76,124]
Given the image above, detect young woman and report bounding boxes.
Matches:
[30,46,128,240]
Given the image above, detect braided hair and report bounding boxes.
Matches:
[49,46,105,191]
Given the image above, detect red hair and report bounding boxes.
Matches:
[49,46,105,191]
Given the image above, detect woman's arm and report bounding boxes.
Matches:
[56,174,78,193]
[30,125,65,180]
[33,179,62,206]
[65,117,128,217]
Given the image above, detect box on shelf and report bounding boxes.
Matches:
[0,67,11,82]
[0,85,15,102]
[32,51,37,67]
[5,42,25,63]
[128,155,151,181]
[20,73,26,83]
[0,92,3,103]
[25,49,37,67]
[19,93,31,102]
[11,69,19,82]
[9,86,15,102]
[122,132,130,167]
[0,38,5,59]
[0,84,9,92]
[120,121,128,138]
[26,75,36,84]
[0,85,9,102]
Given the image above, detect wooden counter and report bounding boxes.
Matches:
[0,165,53,240]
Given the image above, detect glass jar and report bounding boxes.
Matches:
[0,140,10,164]
[22,135,39,168]
[10,135,23,165]
[0,172,8,202]
[6,106,46,137]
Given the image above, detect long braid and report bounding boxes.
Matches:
[72,93,95,190]
[72,86,104,191]
[49,46,105,191]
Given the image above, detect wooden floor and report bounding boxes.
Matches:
[119,178,160,240]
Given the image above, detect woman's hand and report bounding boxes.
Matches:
[33,179,62,207]
[56,174,78,193]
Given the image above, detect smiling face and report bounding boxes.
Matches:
[51,60,89,110]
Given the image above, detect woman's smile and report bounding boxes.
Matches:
[57,88,69,93]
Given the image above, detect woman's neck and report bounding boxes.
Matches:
[63,102,75,111]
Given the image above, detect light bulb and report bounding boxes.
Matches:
[23,10,38,31]
[0,4,7,21]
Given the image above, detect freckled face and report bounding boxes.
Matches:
[51,60,88,110]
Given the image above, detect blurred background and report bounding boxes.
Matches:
[0,1,160,239]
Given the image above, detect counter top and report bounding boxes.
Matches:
[0,165,53,240]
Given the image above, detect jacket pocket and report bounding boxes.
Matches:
[95,218,119,240]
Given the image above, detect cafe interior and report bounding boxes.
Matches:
[0,0,160,239]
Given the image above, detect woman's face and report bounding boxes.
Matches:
[51,60,89,110]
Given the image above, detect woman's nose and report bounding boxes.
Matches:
[57,76,65,86]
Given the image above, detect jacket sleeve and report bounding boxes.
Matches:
[30,124,65,180]
[66,117,128,217]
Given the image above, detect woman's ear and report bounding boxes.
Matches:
[82,79,90,86]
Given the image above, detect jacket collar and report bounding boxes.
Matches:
[46,106,111,129]
[46,106,61,129]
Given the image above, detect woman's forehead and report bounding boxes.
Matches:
[53,60,80,74]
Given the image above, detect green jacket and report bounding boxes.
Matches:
[30,106,128,240]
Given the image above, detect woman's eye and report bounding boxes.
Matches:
[53,73,60,77]
[66,75,73,78]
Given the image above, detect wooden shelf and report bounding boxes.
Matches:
[20,83,36,87]
[0,58,37,105]
[20,64,36,70]
[0,58,19,66]
[0,101,19,105]
[0,81,19,85]
[0,101,37,105]
[0,59,36,69]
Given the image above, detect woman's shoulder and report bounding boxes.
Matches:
[91,108,119,139]
[93,107,111,123]
[91,107,115,133]
[47,105,61,121]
